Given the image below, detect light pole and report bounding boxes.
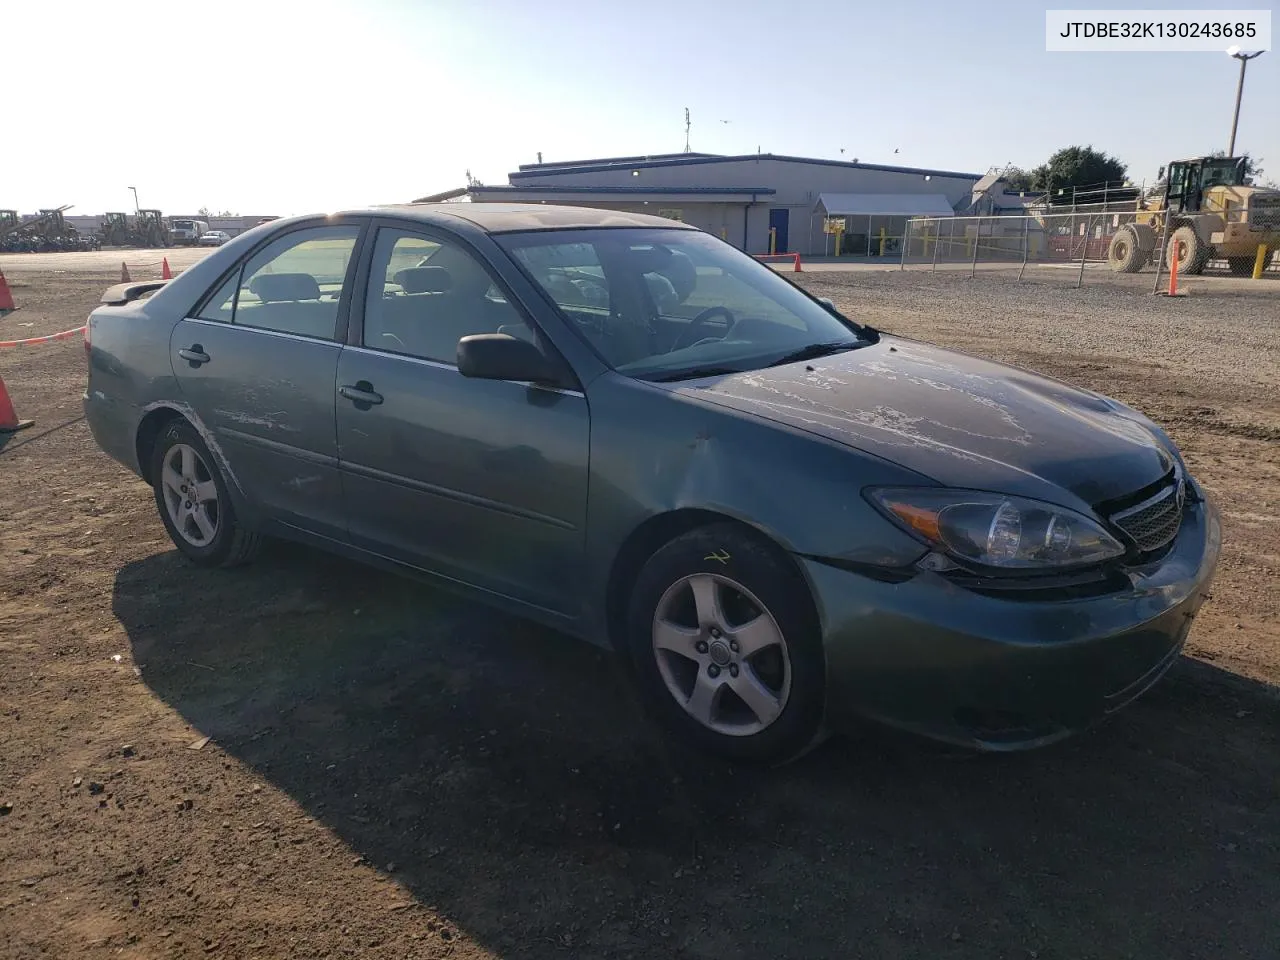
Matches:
[1226,46,1263,156]
[128,186,140,213]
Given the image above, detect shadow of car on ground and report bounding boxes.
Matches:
[114,543,1280,959]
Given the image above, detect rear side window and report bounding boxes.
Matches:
[196,273,238,323]
[194,226,359,340]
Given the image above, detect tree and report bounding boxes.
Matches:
[1029,145,1128,192]
[197,206,212,218]
[1001,165,1035,192]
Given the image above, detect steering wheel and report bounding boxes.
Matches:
[671,306,736,351]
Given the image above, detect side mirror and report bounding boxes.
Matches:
[457,333,564,386]
[817,296,840,314]
[1157,165,1166,181]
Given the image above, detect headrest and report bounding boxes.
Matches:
[394,266,452,294]
[248,272,320,302]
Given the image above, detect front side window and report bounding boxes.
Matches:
[195,225,359,339]
[498,228,870,380]
[362,228,531,363]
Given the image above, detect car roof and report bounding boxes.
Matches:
[330,202,701,234]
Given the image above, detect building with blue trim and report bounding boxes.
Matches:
[427,152,985,257]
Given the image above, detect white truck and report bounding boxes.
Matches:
[169,218,210,246]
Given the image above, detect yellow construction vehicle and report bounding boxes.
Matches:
[132,209,172,248]
[99,212,131,246]
[1107,155,1280,275]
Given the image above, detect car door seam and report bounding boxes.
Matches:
[340,459,576,531]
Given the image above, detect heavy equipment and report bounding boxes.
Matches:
[99,212,131,246]
[133,209,171,248]
[0,205,92,252]
[1107,156,1280,275]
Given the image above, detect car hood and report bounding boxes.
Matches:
[662,336,1172,509]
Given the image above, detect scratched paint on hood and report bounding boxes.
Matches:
[661,336,1172,506]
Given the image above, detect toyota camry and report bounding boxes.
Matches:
[83,203,1221,763]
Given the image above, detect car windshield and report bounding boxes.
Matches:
[497,228,871,380]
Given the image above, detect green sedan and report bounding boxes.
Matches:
[83,203,1221,763]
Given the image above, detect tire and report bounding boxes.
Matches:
[1107,226,1145,273]
[1167,225,1211,276]
[150,418,261,568]
[624,523,826,765]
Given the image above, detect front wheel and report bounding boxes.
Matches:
[150,419,261,567]
[1167,225,1210,276]
[625,524,826,764]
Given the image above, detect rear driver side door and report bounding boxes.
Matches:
[171,221,366,542]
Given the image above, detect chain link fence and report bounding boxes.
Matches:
[900,212,1279,287]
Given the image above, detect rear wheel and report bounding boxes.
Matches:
[150,419,260,567]
[625,524,826,764]
[1107,225,1145,273]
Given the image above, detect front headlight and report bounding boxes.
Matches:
[866,487,1125,572]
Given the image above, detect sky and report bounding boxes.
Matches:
[7,0,1277,216]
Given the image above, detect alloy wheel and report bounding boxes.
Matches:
[160,443,220,548]
[651,573,792,736]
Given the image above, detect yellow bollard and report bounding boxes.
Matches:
[720,226,727,241]
[769,227,777,256]
[1253,244,1269,280]
[879,227,886,257]
[834,230,842,257]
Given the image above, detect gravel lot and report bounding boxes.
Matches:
[1,251,1278,960]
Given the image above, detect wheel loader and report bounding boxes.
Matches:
[99,212,131,246]
[1107,156,1280,276]
[132,209,172,248]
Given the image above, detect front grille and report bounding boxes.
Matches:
[1250,199,1280,231]
[1110,477,1184,551]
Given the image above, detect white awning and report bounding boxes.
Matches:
[816,193,956,217]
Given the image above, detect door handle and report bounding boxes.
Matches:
[339,382,383,406]
[178,345,210,365]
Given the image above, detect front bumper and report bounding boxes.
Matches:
[804,496,1221,749]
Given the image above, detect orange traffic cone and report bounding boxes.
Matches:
[0,374,34,434]
[0,270,15,315]
[121,261,131,283]
[161,257,172,280]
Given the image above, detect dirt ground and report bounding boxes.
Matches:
[2,250,1278,960]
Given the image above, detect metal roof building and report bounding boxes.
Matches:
[439,152,984,257]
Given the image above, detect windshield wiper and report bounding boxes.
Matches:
[649,365,745,383]
[767,340,862,367]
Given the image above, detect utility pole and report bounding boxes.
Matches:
[1227,47,1263,156]
[684,108,691,153]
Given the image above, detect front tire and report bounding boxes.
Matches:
[1167,225,1211,276]
[625,524,826,764]
[150,419,260,568]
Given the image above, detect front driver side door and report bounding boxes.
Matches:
[335,224,590,618]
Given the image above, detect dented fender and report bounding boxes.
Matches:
[581,374,933,639]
